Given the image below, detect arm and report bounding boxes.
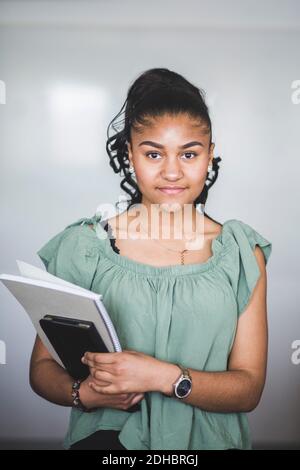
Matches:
[29,335,144,410]
[158,245,268,413]
[29,334,76,407]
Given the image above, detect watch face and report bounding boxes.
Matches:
[176,378,192,397]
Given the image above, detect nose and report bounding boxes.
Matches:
[161,156,184,181]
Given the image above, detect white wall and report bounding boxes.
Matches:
[0,0,299,449]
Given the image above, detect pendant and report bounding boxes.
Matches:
[181,249,188,265]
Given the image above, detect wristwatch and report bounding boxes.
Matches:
[172,364,192,399]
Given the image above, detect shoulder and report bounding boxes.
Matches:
[221,218,272,266]
[36,215,104,288]
[216,218,272,317]
[203,216,223,241]
[37,218,96,259]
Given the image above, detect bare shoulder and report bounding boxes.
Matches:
[204,216,223,240]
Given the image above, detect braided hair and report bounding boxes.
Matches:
[106,68,222,220]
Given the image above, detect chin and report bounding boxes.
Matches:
[156,201,187,213]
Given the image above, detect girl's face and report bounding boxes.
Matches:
[127,113,215,213]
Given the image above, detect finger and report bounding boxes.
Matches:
[130,394,144,406]
[132,393,144,401]
[127,393,136,401]
[119,393,131,400]
[90,367,112,383]
[122,393,134,404]
[83,352,116,365]
[82,356,99,369]
[124,393,143,406]
[89,381,118,395]
[90,378,111,386]
[83,357,115,370]
[81,356,95,368]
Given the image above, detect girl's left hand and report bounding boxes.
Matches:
[81,350,164,395]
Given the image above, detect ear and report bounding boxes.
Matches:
[126,140,133,165]
[209,142,215,164]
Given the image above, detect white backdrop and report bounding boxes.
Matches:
[0,0,299,449]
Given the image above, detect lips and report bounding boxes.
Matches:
[158,187,186,195]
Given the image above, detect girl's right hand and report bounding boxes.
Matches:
[78,374,145,411]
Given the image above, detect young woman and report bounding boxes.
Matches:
[30,68,272,450]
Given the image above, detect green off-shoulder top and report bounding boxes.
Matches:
[36,213,272,450]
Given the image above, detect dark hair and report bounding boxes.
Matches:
[106,68,222,218]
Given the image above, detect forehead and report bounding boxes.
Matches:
[131,113,210,142]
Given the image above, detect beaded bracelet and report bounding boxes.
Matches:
[71,379,96,413]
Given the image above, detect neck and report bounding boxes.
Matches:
[127,200,205,241]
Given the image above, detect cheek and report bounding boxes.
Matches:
[186,165,207,185]
[135,166,158,187]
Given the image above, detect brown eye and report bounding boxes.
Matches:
[182,152,197,160]
[146,152,162,160]
[145,152,198,160]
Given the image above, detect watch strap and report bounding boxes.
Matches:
[175,363,191,380]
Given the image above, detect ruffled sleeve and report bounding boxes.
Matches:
[36,215,103,290]
[221,219,272,317]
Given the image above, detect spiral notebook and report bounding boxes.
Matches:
[0,260,122,369]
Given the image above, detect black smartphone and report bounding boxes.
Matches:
[39,314,141,413]
[39,314,108,380]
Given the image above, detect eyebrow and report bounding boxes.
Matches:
[138,140,204,149]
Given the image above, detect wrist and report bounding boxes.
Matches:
[77,380,91,409]
[157,362,182,397]
[71,379,95,412]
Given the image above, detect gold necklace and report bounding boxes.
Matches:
[137,225,204,266]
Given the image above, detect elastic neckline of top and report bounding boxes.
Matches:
[86,219,235,277]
